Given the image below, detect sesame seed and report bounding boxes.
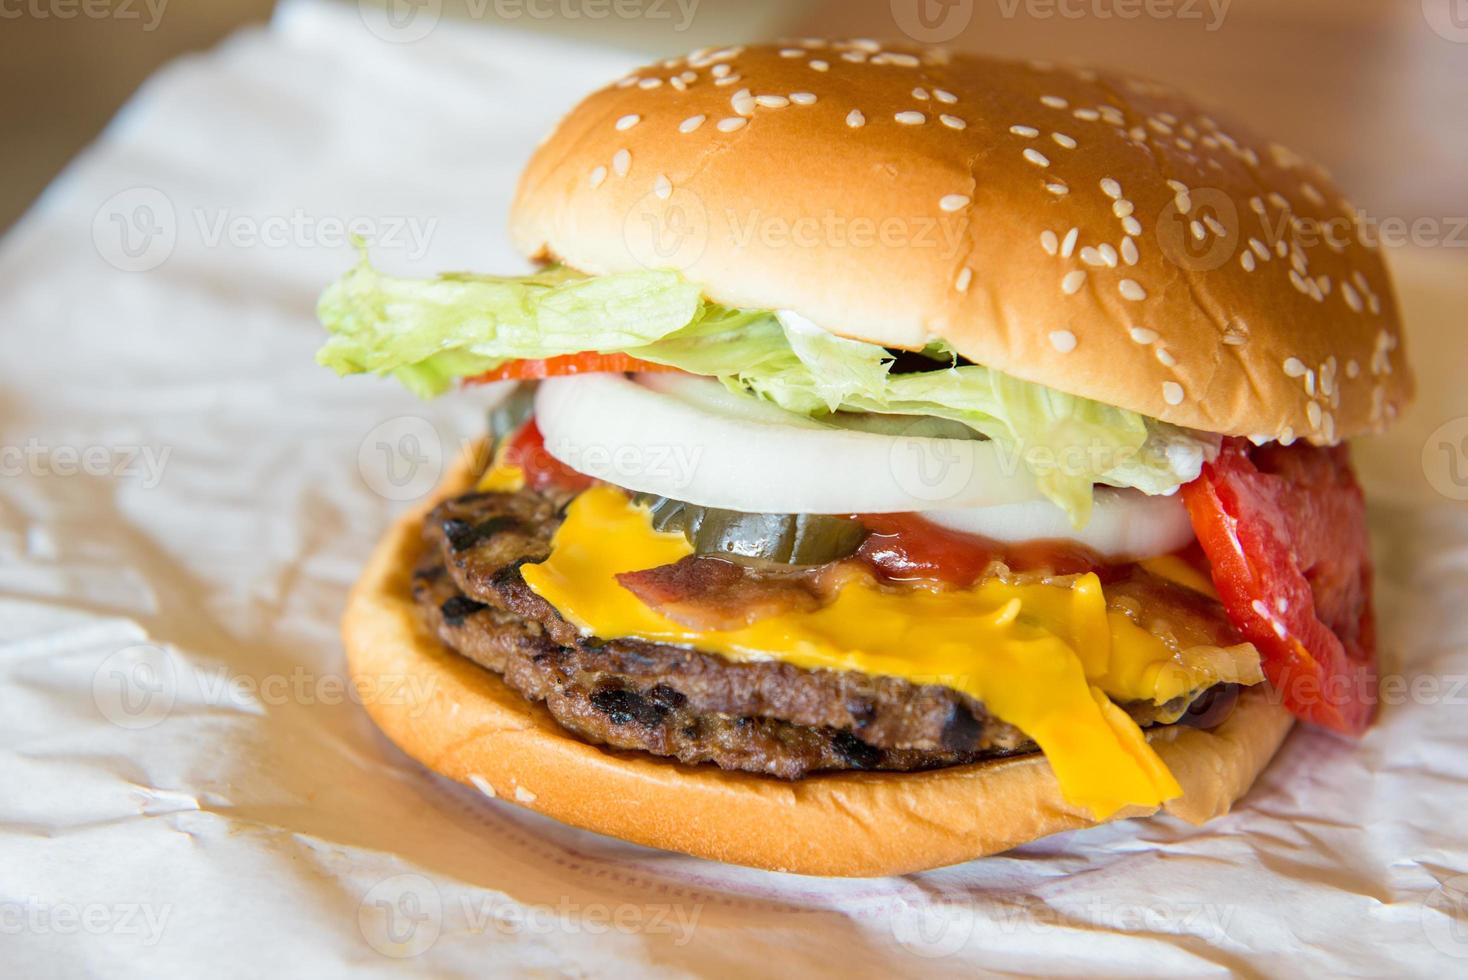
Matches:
[1040,95,1068,109]
[1023,148,1051,167]
[615,114,641,131]
[846,109,866,128]
[1249,238,1270,260]
[638,78,663,89]
[716,117,747,132]
[616,76,639,88]
[1062,271,1087,295]
[886,53,921,67]
[1120,237,1139,265]
[1346,359,1360,378]
[913,87,930,100]
[1307,401,1323,428]
[680,70,697,83]
[679,114,706,133]
[790,92,817,105]
[934,89,958,103]
[1050,329,1078,352]
[612,149,631,176]
[1100,178,1122,199]
[1122,216,1142,236]
[1119,279,1147,301]
[1010,125,1039,137]
[1175,192,1193,213]
[1080,246,1104,266]
[1074,108,1101,121]
[712,63,732,78]
[713,74,742,87]
[1041,230,1059,255]
[955,267,973,292]
[1046,180,1070,196]
[1342,282,1363,312]
[755,94,790,108]
[1204,215,1227,237]
[1162,382,1184,405]
[1283,357,1306,377]
[1191,220,1207,241]
[1155,347,1177,367]
[1061,227,1078,257]
[841,51,866,63]
[940,115,966,130]
[1052,132,1077,148]
[732,89,755,116]
[780,48,803,57]
[670,77,687,91]
[896,111,926,125]
[654,174,672,199]
[1242,252,1256,272]
[1129,327,1158,344]
[1098,243,1118,267]
[1113,199,1135,218]
[809,59,829,71]
[588,166,607,189]
[940,194,971,212]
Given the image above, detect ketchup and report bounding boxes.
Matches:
[854,511,1106,586]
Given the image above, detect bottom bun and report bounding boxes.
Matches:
[342,449,1295,877]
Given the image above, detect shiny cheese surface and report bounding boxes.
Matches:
[521,485,1261,818]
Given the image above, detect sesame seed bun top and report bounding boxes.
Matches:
[510,40,1413,443]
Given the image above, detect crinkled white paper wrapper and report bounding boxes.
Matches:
[3,2,1467,974]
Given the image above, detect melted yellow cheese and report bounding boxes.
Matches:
[1140,555,1220,600]
[476,441,525,493]
[521,485,1262,818]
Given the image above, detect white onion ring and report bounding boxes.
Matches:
[923,490,1195,560]
[534,373,1045,514]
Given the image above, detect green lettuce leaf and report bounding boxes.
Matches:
[317,255,1216,522]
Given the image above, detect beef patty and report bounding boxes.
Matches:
[411,485,1236,779]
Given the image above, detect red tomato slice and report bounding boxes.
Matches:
[1180,439,1377,734]
[855,512,1103,586]
[501,419,595,493]
[464,353,681,385]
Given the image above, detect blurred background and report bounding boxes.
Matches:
[3,0,1465,233]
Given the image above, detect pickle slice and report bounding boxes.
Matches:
[487,382,536,445]
[635,494,867,565]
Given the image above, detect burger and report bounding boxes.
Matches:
[318,40,1412,876]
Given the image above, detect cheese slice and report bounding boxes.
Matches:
[521,485,1261,818]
